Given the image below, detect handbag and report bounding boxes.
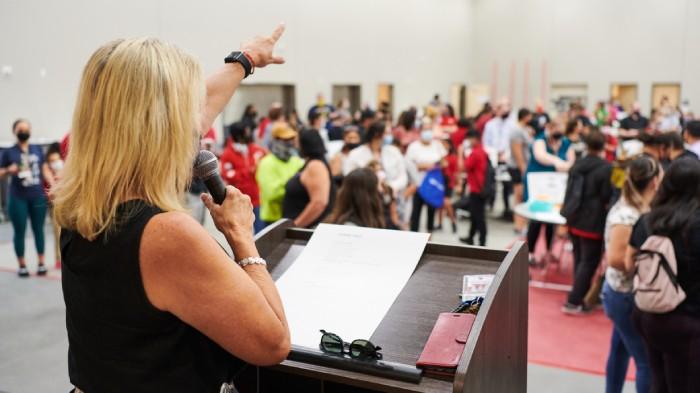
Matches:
[418,168,445,208]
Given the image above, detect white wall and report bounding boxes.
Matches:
[0,0,473,141]
[468,0,700,114]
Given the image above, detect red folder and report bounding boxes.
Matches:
[416,313,476,371]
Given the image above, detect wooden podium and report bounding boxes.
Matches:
[234,220,529,393]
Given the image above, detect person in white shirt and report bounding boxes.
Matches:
[405,119,447,232]
[343,122,408,194]
[482,97,514,218]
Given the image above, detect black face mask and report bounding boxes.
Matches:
[343,142,361,152]
[270,140,296,161]
[550,132,564,141]
[501,113,509,119]
[16,131,30,142]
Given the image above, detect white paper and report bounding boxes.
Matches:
[275,224,430,349]
[527,172,568,204]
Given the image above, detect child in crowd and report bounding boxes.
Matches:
[436,138,458,233]
[367,160,404,230]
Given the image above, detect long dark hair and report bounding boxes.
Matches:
[325,168,385,228]
[299,130,327,163]
[648,157,700,235]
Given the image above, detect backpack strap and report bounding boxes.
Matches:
[635,249,681,289]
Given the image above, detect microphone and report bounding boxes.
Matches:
[193,150,227,204]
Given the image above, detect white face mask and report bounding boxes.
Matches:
[420,130,433,142]
[49,160,64,172]
[233,143,248,154]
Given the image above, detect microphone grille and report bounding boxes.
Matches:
[193,150,219,180]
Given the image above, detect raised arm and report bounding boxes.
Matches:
[200,24,286,133]
[533,139,564,167]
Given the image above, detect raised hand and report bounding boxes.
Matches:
[240,23,286,68]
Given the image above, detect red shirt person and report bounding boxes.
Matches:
[460,130,489,246]
[219,122,267,232]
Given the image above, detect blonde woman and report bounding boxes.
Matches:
[53,26,290,392]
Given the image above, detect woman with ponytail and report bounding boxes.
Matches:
[602,155,661,393]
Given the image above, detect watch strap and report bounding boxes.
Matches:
[224,51,254,78]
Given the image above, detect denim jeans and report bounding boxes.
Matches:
[602,282,650,393]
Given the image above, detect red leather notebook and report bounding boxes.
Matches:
[416,313,476,370]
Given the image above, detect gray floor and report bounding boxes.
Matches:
[0,205,635,393]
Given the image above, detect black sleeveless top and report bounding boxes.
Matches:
[61,201,243,393]
[282,159,336,228]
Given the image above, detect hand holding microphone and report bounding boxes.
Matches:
[194,150,256,254]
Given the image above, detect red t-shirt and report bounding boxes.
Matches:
[219,142,267,207]
[257,117,270,140]
[474,113,493,137]
[440,115,457,128]
[444,154,459,189]
[60,133,70,159]
[605,134,618,162]
[465,144,488,194]
[450,126,467,149]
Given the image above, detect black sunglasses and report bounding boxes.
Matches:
[319,330,383,360]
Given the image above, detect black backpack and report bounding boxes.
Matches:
[560,171,584,221]
[480,158,496,200]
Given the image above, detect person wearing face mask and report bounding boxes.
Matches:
[240,104,258,133]
[524,119,575,265]
[329,126,361,180]
[619,102,649,141]
[405,118,447,232]
[343,121,408,194]
[0,119,54,277]
[44,143,64,269]
[220,122,267,233]
[256,123,304,226]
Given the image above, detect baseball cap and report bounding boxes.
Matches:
[271,123,297,140]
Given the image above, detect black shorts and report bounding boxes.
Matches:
[444,186,454,198]
[508,167,523,184]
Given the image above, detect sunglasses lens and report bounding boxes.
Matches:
[321,333,343,354]
[350,340,376,359]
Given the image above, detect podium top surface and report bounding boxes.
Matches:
[254,221,527,393]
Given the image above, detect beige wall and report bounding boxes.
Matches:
[468,0,700,115]
[0,0,473,140]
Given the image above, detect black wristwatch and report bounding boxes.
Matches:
[224,51,254,78]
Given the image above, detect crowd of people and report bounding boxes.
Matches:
[209,94,494,242]
[1,90,699,391]
[207,93,699,392]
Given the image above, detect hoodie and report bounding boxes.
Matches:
[564,154,613,237]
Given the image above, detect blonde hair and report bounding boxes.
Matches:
[53,38,203,240]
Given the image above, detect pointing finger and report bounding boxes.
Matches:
[270,23,285,42]
[270,56,285,64]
